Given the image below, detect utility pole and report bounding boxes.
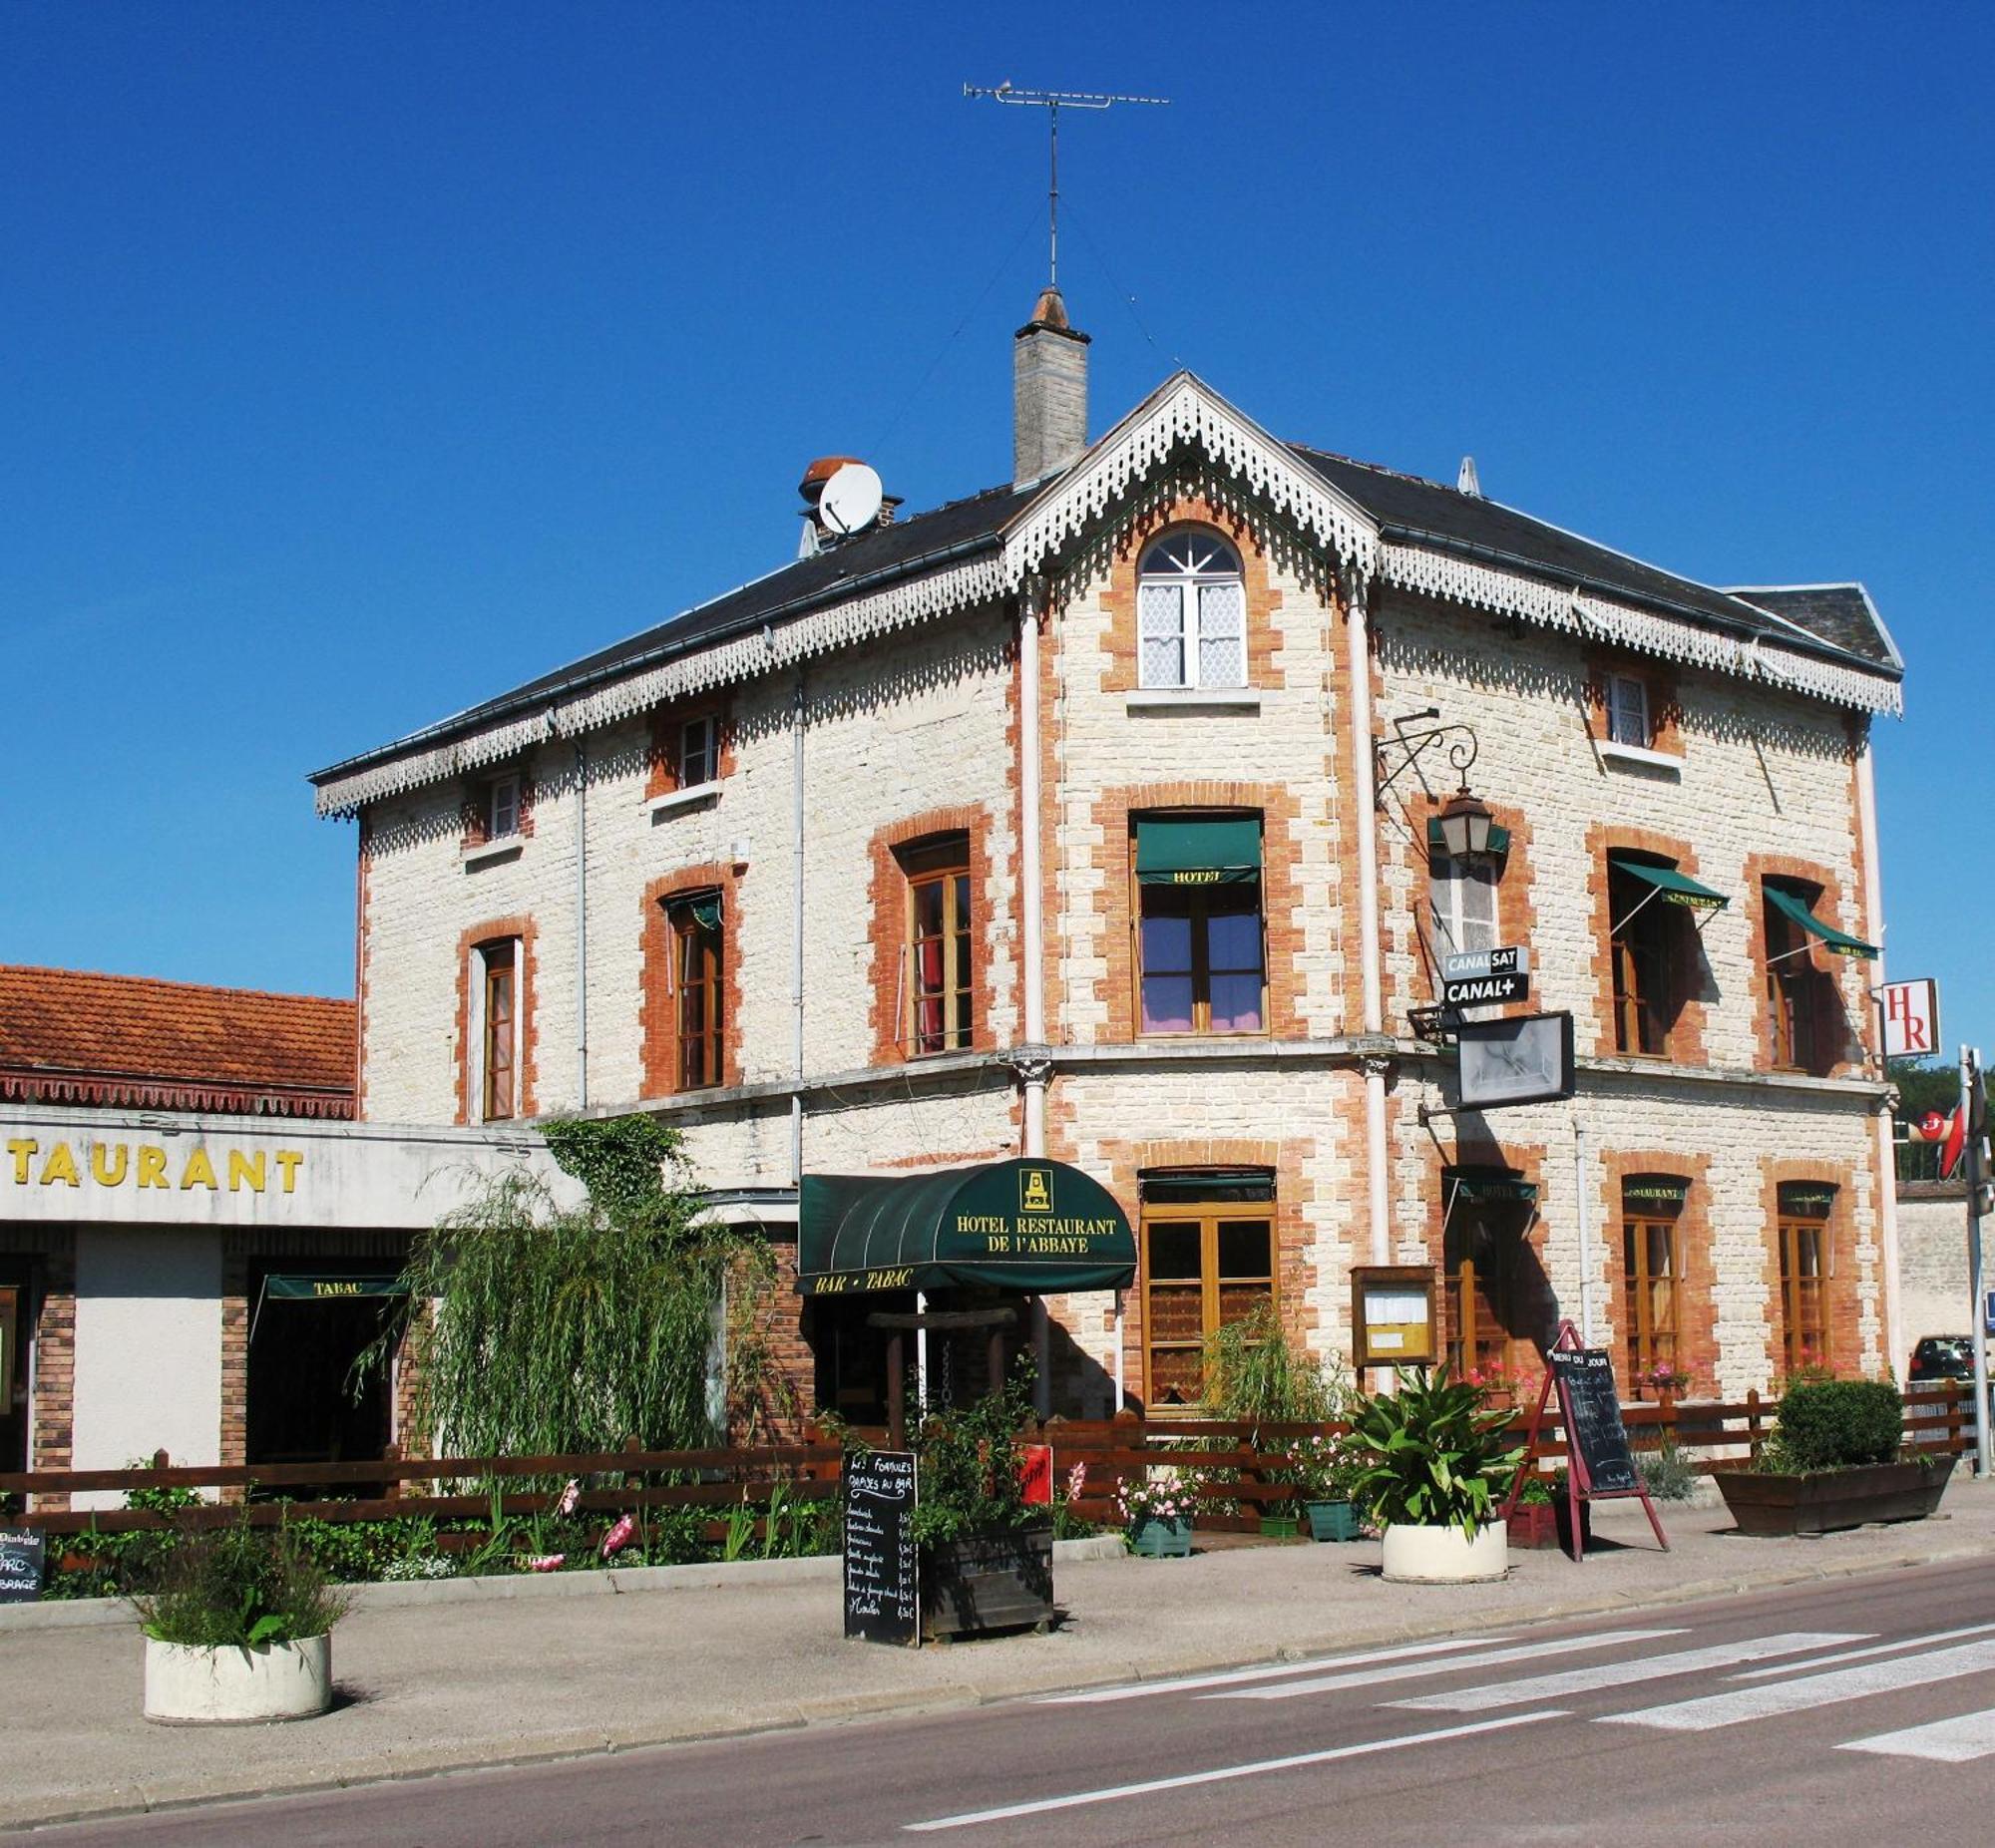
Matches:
[1961,1045,1991,1477]
[963,83,1169,287]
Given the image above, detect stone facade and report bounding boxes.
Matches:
[326,368,1902,1421]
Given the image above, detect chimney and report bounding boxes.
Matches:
[1012,285,1089,486]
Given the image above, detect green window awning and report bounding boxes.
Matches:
[1609,855,1729,913]
[1444,1170,1538,1207]
[668,890,723,933]
[1135,816,1262,886]
[798,1159,1136,1296]
[1765,886,1877,960]
[1624,1176,1690,1210]
[1139,1169,1275,1205]
[262,1274,409,1301]
[1779,1182,1837,1218]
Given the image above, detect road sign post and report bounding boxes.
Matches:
[1963,1046,1991,1480]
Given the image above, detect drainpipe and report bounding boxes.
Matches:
[791,670,806,1190]
[574,734,589,1110]
[1345,571,1391,1274]
[1017,581,1052,1416]
[1574,1117,1595,1343]
[1856,740,1902,1374]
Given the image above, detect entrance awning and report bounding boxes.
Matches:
[1765,886,1877,959]
[1443,1171,1538,1207]
[262,1274,410,1301]
[798,1159,1136,1296]
[1135,816,1261,886]
[1609,855,1729,913]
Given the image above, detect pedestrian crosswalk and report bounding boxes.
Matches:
[1839,1706,1995,1763]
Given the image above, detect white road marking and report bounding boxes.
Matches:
[1730,1621,1995,1680]
[1039,1636,1513,1703]
[903,1711,1566,1831]
[1213,1629,1685,1701]
[1839,1705,1995,1763]
[1390,1632,1864,1711]
[1601,1638,1995,1731]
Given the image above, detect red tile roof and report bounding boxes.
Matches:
[0,966,356,1119]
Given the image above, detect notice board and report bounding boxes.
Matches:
[843,1451,919,1646]
[0,1528,45,1604]
[1548,1348,1639,1494]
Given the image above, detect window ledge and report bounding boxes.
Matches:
[1598,739,1684,775]
[460,839,524,872]
[1125,688,1261,714]
[648,784,721,820]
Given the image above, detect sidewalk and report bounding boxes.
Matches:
[4,1481,1993,1832]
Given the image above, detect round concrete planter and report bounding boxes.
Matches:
[1380,1520,1508,1584]
[143,1634,332,1724]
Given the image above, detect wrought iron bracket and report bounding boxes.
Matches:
[1374,710,1480,811]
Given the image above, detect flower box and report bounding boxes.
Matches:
[919,1525,1054,1641]
[1128,1515,1194,1558]
[1258,1513,1300,1539]
[1304,1500,1362,1543]
[1712,1456,1956,1538]
[1507,1499,1591,1555]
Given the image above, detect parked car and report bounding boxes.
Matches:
[1908,1335,1977,1386]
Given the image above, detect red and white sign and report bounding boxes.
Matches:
[1880,978,1940,1060]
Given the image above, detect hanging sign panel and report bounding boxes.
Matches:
[1455,1012,1575,1109]
[1441,945,1529,982]
[1442,970,1530,1008]
[1879,979,1940,1061]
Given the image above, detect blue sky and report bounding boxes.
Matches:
[3,5,1990,1051]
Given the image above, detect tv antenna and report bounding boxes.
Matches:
[963,82,1169,289]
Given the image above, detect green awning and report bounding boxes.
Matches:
[1135,817,1261,886]
[1609,855,1729,913]
[263,1274,410,1301]
[668,890,723,933]
[1444,1170,1538,1206]
[798,1159,1136,1296]
[1779,1182,1837,1218]
[1765,886,1877,960]
[1140,1169,1274,1205]
[1624,1176,1690,1209]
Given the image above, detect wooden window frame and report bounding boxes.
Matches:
[1606,672,1651,748]
[900,836,973,1056]
[679,715,719,790]
[672,904,725,1091]
[1778,1215,1832,1375]
[479,941,518,1121]
[1135,881,1268,1039]
[1428,849,1500,958]
[1622,1208,1682,1380]
[1139,1198,1277,1406]
[1136,529,1247,691]
[1609,859,1685,1057]
[1764,878,1830,1075]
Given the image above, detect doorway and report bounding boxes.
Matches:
[245,1268,398,1466]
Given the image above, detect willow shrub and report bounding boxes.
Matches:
[377,1117,783,1458]
[1200,1303,1354,1425]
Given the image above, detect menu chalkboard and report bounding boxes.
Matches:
[844,1452,919,1647]
[0,1527,46,1604]
[1549,1348,1639,1494]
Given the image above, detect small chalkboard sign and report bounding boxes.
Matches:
[1548,1348,1639,1494]
[0,1527,46,1604]
[844,1451,919,1647]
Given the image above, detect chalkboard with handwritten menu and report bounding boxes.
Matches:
[1548,1348,1639,1494]
[844,1452,919,1647]
[0,1528,46,1604]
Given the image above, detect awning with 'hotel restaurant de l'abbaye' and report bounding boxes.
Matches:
[797,1159,1137,1297]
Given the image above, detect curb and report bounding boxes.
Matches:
[0,1534,1127,1634]
[5,1532,1992,1833]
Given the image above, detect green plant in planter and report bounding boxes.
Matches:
[1511,1470,1554,1508]
[1348,1365,1523,1542]
[1201,1305,1352,1424]
[1759,1378,1904,1474]
[131,1516,349,1649]
[905,1361,1043,1549]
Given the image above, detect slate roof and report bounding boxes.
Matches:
[0,966,356,1118]
[1723,584,1902,673]
[312,406,1899,793]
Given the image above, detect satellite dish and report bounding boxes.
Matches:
[818,462,884,536]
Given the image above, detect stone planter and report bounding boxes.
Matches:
[1304,1500,1361,1543]
[1713,1456,1956,1537]
[1128,1515,1194,1558]
[920,1525,1053,1641]
[143,1634,332,1724]
[1380,1520,1509,1584]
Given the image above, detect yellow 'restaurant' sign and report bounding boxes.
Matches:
[2,1138,303,1194]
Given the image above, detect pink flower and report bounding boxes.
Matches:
[525,1554,566,1573]
[599,1513,637,1559]
[557,1478,582,1517]
[1066,1462,1087,1500]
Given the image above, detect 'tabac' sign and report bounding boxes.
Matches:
[1880,979,1939,1060]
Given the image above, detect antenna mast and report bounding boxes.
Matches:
[964,82,1169,289]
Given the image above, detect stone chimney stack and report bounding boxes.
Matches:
[1012,285,1089,486]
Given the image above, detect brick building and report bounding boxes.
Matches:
[0,965,567,1492]
[312,290,1906,1421]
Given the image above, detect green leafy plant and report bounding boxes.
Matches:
[1639,1442,1703,1501]
[1281,1431,1367,1504]
[130,1515,348,1650]
[363,1116,786,1458]
[720,1495,757,1563]
[1200,1305,1352,1424]
[1348,1365,1523,1541]
[1512,1470,1555,1508]
[1759,1378,1904,1474]
[903,1361,1041,1548]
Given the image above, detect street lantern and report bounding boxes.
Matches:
[1437,788,1495,860]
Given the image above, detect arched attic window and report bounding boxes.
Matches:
[1138,530,1246,691]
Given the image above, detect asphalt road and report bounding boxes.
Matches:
[31,1559,1995,1847]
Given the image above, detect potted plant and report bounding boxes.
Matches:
[1115,1467,1199,1557]
[1286,1432,1367,1542]
[1713,1377,1956,1537]
[1349,1365,1522,1584]
[1200,1307,1357,1539]
[133,1515,349,1723]
[908,1367,1053,1641]
[1505,1469,1592,1555]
